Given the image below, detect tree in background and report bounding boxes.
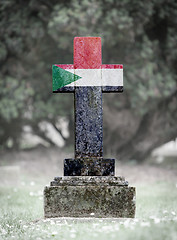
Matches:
[0,0,176,161]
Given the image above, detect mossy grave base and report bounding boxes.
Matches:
[44,176,136,218]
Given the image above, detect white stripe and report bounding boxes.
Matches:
[65,69,123,87]
[102,69,123,86]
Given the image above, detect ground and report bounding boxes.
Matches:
[0,147,177,239]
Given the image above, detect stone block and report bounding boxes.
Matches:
[64,158,115,176]
[44,176,136,218]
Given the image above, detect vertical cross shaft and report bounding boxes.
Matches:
[64,37,115,176]
[75,86,103,158]
[74,38,103,158]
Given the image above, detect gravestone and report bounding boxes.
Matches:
[44,37,136,218]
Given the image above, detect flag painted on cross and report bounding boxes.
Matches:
[52,37,123,92]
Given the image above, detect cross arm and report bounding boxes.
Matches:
[52,64,123,92]
[101,64,123,92]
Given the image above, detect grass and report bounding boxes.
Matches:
[0,178,177,240]
[0,148,177,240]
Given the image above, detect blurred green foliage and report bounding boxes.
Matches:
[0,0,176,157]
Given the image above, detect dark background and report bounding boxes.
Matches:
[0,0,177,161]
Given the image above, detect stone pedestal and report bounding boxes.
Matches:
[44,176,136,218]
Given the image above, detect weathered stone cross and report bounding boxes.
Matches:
[52,37,123,176]
[44,37,135,218]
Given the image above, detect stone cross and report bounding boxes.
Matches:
[52,37,123,176]
[44,37,135,218]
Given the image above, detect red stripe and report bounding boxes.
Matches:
[102,64,123,69]
[54,64,123,70]
[54,64,74,69]
[74,37,102,69]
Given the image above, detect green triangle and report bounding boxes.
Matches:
[52,65,82,91]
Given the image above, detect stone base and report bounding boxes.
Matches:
[44,176,136,218]
[64,158,115,176]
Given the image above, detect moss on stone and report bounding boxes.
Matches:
[44,177,136,218]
